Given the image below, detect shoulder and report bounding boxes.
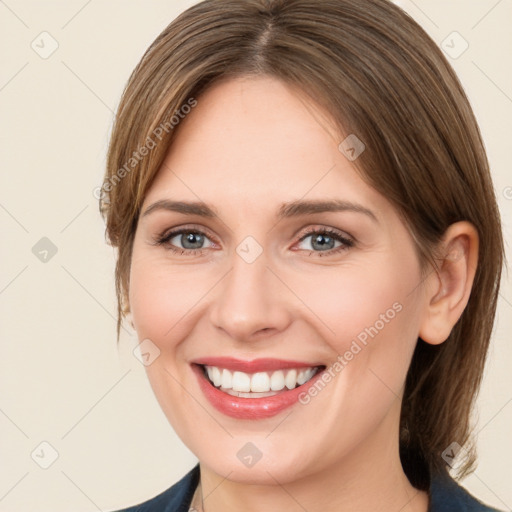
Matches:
[429,470,504,512]
[109,464,200,512]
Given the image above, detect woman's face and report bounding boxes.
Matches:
[129,76,429,484]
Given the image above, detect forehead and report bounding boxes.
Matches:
[143,76,390,219]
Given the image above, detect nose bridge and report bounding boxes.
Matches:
[209,242,291,341]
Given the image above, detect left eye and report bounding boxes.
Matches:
[295,229,354,253]
[160,230,215,251]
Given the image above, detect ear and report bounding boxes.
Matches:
[418,221,479,345]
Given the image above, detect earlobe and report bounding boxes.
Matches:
[418,221,479,346]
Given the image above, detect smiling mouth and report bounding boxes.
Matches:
[199,364,325,398]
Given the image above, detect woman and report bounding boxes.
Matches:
[101,0,505,510]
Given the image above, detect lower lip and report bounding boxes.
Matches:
[192,364,325,420]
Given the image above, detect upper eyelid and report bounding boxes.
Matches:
[158,224,351,237]
[159,224,218,240]
[296,225,353,239]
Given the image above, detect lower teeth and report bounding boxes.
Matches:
[222,388,283,398]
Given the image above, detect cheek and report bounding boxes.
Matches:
[289,256,421,351]
[292,255,423,409]
[129,252,210,342]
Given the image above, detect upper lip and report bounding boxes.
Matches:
[191,357,324,373]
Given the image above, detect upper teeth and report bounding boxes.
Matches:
[204,366,318,392]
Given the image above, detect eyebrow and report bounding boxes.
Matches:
[142,198,378,223]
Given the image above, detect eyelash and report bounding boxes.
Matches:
[154,226,355,258]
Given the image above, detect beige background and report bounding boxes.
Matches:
[0,1,511,510]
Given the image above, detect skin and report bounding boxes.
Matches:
[128,76,479,512]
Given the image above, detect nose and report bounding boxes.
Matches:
[208,246,292,342]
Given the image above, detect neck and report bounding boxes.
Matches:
[195,405,429,512]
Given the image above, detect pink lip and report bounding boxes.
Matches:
[190,357,321,373]
[191,361,326,420]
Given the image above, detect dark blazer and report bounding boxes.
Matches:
[112,463,504,512]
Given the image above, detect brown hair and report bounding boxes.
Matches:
[101,0,505,489]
